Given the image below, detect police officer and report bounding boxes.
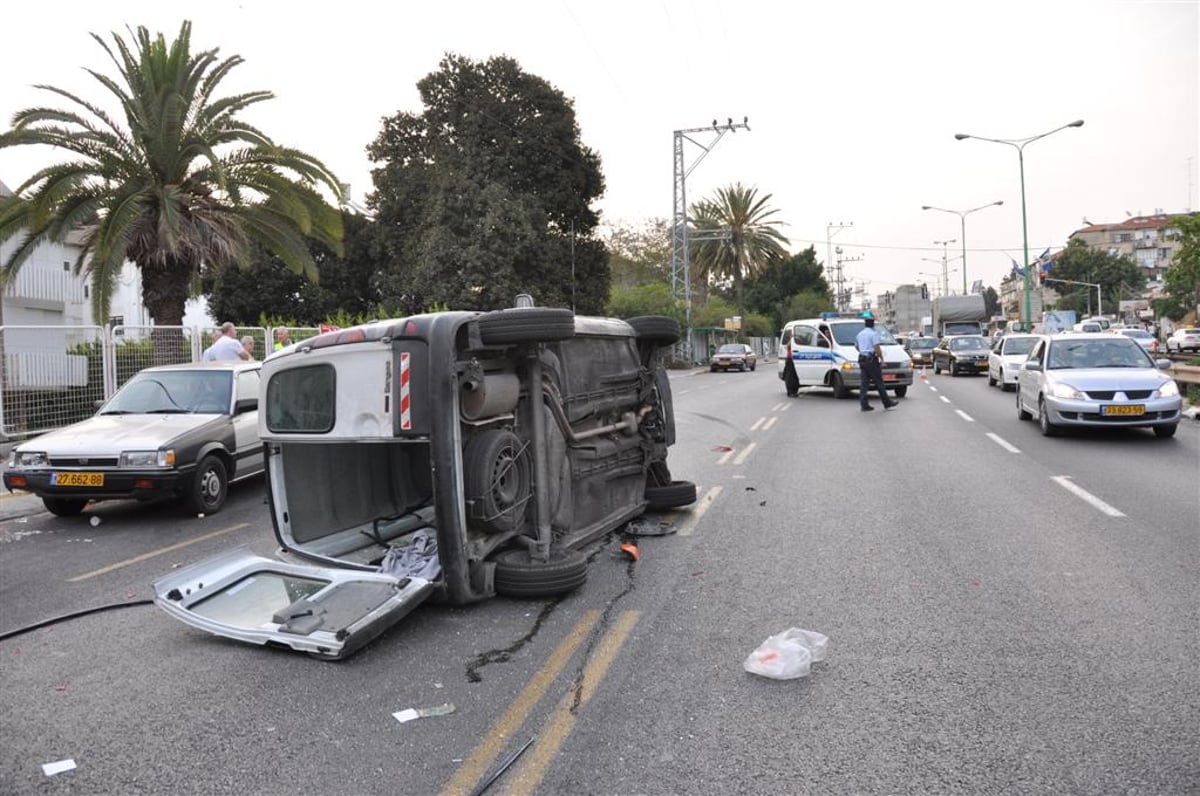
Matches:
[855,313,898,412]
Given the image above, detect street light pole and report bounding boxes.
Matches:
[921,200,1004,294]
[934,239,956,297]
[955,120,1084,328]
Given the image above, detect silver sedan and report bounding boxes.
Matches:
[1015,333,1182,438]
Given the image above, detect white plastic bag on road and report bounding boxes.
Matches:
[743,627,829,680]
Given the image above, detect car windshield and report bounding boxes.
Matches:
[908,338,937,350]
[1047,339,1150,369]
[1121,330,1153,340]
[103,370,233,415]
[716,344,745,354]
[1003,337,1037,355]
[829,323,897,345]
[949,337,988,351]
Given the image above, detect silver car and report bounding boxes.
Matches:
[3,362,263,516]
[1015,333,1182,438]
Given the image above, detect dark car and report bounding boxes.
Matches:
[154,303,696,659]
[710,343,757,372]
[932,335,991,376]
[3,362,263,517]
[904,336,938,368]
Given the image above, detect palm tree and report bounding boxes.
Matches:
[0,22,344,330]
[689,183,789,333]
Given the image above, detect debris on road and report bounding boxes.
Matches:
[393,703,456,723]
[743,627,829,680]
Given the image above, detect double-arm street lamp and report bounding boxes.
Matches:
[954,120,1084,328]
[921,200,1004,295]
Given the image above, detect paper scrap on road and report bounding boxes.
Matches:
[393,703,456,723]
[42,759,76,776]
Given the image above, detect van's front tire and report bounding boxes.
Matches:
[493,549,588,598]
[832,372,850,399]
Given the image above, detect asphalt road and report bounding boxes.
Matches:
[1,366,1197,794]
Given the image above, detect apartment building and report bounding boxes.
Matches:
[1068,212,1186,283]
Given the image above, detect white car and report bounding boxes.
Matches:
[987,334,1041,391]
[1165,328,1200,354]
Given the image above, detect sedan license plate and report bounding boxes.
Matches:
[51,471,104,487]
[1101,405,1144,416]
[883,374,897,381]
[976,361,988,369]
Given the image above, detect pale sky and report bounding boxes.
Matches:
[1,0,1196,303]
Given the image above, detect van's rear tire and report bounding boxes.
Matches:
[645,480,697,510]
[479,308,575,345]
[493,549,588,597]
[627,315,680,346]
[893,385,907,398]
[464,430,531,533]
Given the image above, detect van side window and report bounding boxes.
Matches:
[793,326,814,346]
[781,328,793,345]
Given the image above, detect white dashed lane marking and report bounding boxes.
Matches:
[1052,475,1125,517]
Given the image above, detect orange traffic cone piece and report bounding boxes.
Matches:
[619,541,640,561]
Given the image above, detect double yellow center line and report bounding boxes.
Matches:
[441,609,642,796]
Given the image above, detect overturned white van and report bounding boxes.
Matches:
[154,305,695,658]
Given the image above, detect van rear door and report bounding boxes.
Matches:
[153,547,434,659]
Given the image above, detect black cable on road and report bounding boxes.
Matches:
[0,599,155,642]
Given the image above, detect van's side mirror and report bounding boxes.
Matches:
[1023,361,1042,372]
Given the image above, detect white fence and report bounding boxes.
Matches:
[0,324,317,440]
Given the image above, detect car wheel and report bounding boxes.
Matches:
[750,362,756,371]
[464,429,531,533]
[933,360,942,374]
[710,365,718,372]
[626,315,680,346]
[1153,424,1178,439]
[988,371,997,387]
[832,372,850,399]
[185,455,228,514]
[948,361,958,377]
[492,548,588,598]
[644,479,697,510]
[893,385,907,398]
[1016,388,1032,421]
[43,497,88,517]
[1038,398,1059,437]
[478,307,575,345]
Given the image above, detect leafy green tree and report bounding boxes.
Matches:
[743,246,830,331]
[369,54,607,314]
[689,184,789,332]
[1043,237,1146,316]
[606,281,682,322]
[783,290,835,322]
[1161,212,1200,320]
[0,22,344,327]
[606,218,670,287]
[206,211,380,325]
[982,286,1001,318]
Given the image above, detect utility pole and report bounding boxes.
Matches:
[827,222,852,303]
[934,239,956,297]
[835,249,864,311]
[671,117,750,361]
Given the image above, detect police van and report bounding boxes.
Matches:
[777,312,913,398]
